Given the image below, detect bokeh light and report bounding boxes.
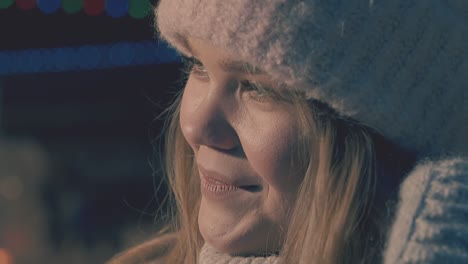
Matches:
[16,0,36,10]
[0,0,150,18]
[106,0,128,18]
[0,249,13,264]
[62,0,83,14]
[0,41,180,76]
[37,0,62,14]
[0,3,177,262]
[0,0,15,9]
[83,0,105,16]
[128,0,150,19]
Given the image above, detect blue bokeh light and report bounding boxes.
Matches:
[106,0,129,18]
[0,41,181,76]
[37,0,62,14]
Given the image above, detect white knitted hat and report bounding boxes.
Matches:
[155,0,468,157]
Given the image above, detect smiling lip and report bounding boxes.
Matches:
[198,166,261,197]
[201,174,240,193]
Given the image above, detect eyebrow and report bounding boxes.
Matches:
[185,38,264,75]
[218,59,264,75]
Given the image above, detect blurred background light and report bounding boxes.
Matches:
[0,249,13,264]
[62,0,83,14]
[16,0,36,10]
[0,0,15,9]
[0,0,151,18]
[129,0,150,19]
[37,0,62,14]
[0,175,24,201]
[0,1,181,262]
[106,0,128,18]
[83,0,105,16]
[0,41,180,75]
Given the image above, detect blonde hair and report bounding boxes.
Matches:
[283,100,384,264]
[109,90,413,263]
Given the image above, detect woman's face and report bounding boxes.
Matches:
[179,38,313,255]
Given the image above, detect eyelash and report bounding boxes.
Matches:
[182,57,271,102]
[240,80,271,102]
[183,57,209,80]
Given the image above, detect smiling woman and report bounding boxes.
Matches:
[108,1,468,264]
[180,38,307,256]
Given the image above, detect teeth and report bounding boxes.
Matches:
[203,181,239,193]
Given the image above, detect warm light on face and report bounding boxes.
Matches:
[179,38,314,255]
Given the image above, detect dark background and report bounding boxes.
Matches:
[0,1,182,263]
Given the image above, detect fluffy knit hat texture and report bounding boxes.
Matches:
[156,0,468,156]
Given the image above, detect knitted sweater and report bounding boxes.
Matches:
[383,158,468,263]
[199,244,279,264]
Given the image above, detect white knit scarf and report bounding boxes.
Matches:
[199,244,280,264]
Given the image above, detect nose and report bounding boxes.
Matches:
[180,87,239,151]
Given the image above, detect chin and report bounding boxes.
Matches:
[198,200,282,256]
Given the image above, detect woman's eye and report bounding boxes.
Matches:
[183,57,209,81]
[241,80,271,102]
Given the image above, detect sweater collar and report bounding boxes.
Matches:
[199,243,280,264]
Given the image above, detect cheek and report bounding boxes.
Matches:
[240,111,303,194]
